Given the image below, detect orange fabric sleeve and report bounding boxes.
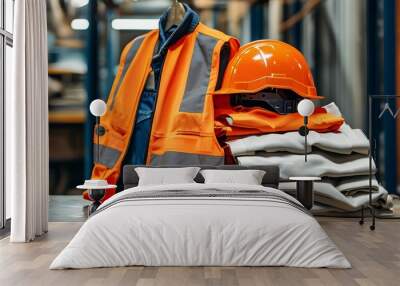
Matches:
[215,106,344,139]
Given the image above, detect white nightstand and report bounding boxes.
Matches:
[289,177,321,210]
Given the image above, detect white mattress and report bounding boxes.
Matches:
[50,183,350,269]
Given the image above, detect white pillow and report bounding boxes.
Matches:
[200,169,266,185]
[135,167,200,186]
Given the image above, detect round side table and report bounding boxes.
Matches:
[289,177,321,210]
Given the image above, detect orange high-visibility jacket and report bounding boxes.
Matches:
[91,23,239,187]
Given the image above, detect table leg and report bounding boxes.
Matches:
[296,181,314,210]
[88,189,105,215]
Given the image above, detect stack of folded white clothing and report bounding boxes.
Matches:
[227,103,389,212]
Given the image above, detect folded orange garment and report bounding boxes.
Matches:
[215,106,344,138]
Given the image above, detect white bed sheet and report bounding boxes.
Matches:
[50,183,350,269]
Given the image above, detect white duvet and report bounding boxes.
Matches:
[50,183,350,269]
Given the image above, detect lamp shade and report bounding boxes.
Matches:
[297,99,315,117]
[90,99,107,117]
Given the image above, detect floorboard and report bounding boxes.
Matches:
[0,218,399,286]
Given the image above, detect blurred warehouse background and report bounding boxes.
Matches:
[46,0,399,202]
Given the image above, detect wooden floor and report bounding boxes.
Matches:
[0,218,399,286]
[49,195,88,222]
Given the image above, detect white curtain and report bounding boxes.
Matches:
[7,0,49,242]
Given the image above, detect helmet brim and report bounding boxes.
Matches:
[213,86,324,100]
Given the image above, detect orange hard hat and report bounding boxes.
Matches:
[215,40,322,99]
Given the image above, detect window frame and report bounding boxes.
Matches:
[0,0,13,231]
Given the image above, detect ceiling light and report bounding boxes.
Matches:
[71,0,89,8]
[71,19,89,30]
[111,19,159,30]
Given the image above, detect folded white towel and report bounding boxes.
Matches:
[228,123,369,156]
[227,103,369,156]
[237,151,375,179]
[330,176,379,195]
[280,181,388,211]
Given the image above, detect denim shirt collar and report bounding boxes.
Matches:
[158,3,200,52]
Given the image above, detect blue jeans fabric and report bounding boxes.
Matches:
[125,4,200,165]
[126,89,157,164]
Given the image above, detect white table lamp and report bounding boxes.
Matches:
[90,99,107,117]
[297,99,315,162]
[77,99,114,214]
[297,99,315,117]
[90,99,107,163]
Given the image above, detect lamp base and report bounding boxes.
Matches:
[298,125,309,136]
[296,181,314,210]
[88,189,106,215]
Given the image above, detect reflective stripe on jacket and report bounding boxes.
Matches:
[91,23,240,186]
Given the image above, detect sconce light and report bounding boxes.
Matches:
[77,99,115,215]
[297,99,315,162]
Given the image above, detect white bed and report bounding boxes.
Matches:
[50,180,350,269]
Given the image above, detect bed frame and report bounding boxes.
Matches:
[123,165,280,190]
